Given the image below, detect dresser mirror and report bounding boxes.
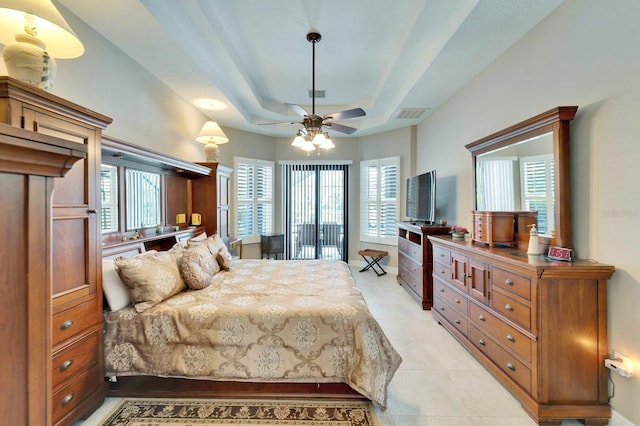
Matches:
[465,106,578,249]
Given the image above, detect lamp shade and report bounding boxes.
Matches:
[196,121,229,145]
[0,0,84,58]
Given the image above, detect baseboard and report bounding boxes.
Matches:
[611,409,635,426]
[348,259,398,276]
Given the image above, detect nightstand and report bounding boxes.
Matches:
[261,234,284,259]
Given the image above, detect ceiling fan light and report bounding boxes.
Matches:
[292,133,305,147]
[312,132,326,145]
[320,135,334,150]
[301,140,316,152]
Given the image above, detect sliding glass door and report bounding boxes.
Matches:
[281,162,349,261]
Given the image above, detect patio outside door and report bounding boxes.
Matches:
[281,162,348,261]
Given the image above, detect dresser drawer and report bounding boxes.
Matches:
[491,267,532,301]
[432,245,450,266]
[398,255,423,297]
[52,365,101,424]
[52,330,100,389]
[434,299,468,337]
[52,299,99,347]
[469,324,531,393]
[469,304,532,363]
[400,239,423,264]
[433,261,451,283]
[491,290,531,330]
[434,279,467,315]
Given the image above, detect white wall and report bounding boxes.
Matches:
[416,0,640,423]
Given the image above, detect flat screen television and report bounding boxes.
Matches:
[406,170,436,224]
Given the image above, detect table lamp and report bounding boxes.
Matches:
[0,0,84,91]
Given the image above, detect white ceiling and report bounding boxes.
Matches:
[57,0,563,137]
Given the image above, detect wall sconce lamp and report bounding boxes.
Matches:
[0,0,85,91]
[196,120,228,162]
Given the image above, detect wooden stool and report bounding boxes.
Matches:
[358,249,388,276]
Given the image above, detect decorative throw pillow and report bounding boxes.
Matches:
[189,234,233,271]
[102,250,158,312]
[169,231,207,254]
[180,243,221,289]
[216,247,233,271]
[114,251,185,313]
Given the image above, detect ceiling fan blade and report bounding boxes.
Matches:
[324,107,366,121]
[325,122,358,134]
[257,121,300,126]
[286,103,309,117]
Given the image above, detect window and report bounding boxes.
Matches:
[360,157,400,245]
[125,169,162,230]
[520,154,554,234]
[234,157,274,243]
[476,157,516,210]
[100,164,119,233]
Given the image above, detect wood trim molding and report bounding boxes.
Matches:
[0,123,87,177]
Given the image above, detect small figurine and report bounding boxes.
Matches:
[527,224,540,255]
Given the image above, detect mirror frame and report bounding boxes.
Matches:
[465,106,578,250]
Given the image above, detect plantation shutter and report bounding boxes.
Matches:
[360,157,400,245]
[235,157,274,243]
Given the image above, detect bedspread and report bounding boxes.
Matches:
[104,259,401,408]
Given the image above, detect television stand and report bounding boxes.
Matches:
[396,221,450,309]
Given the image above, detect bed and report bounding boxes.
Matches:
[102,236,402,409]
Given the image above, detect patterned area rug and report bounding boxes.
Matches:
[100,398,376,425]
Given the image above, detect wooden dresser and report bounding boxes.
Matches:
[396,222,450,309]
[429,235,615,425]
[0,77,112,425]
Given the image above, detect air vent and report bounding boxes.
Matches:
[396,108,430,119]
[308,90,326,98]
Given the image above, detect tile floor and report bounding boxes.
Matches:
[79,265,585,425]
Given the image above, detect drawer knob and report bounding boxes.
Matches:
[60,320,74,331]
[506,334,515,342]
[61,393,75,407]
[440,253,445,257]
[478,314,486,321]
[439,288,445,293]
[455,319,461,325]
[505,279,514,286]
[506,362,516,371]
[440,269,445,274]
[505,303,514,311]
[60,359,73,372]
[439,306,445,311]
[454,298,460,304]
[478,339,486,346]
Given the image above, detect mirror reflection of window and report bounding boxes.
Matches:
[125,169,162,230]
[476,157,516,210]
[520,154,554,235]
[100,164,119,233]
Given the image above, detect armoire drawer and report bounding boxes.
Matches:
[52,365,101,424]
[469,324,531,394]
[469,303,532,363]
[434,279,468,315]
[491,267,532,301]
[491,290,531,330]
[52,330,100,389]
[400,240,423,264]
[52,298,99,347]
[434,300,468,337]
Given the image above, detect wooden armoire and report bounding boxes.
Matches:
[0,77,112,425]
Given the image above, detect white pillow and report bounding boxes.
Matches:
[102,259,131,311]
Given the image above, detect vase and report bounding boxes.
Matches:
[451,232,466,240]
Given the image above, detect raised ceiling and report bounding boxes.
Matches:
[57,0,563,137]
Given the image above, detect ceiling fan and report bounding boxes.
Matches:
[260,32,366,149]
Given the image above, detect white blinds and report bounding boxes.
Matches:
[125,169,161,230]
[360,157,399,245]
[520,154,554,234]
[100,164,118,233]
[235,157,274,243]
[477,158,516,211]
